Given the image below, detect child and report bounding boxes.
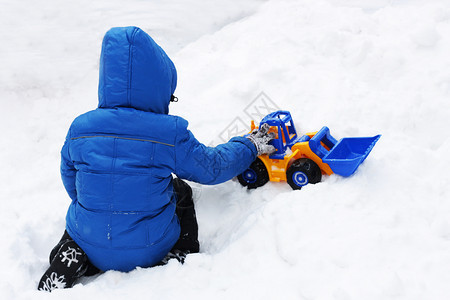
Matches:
[38,26,275,291]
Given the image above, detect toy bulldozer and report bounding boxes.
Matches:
[237,111,381,190]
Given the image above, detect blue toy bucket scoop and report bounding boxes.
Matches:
[322,135,381,177]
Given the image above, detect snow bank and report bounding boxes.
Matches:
[1,0,449,299]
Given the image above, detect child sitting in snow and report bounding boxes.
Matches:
[38,26,275,291]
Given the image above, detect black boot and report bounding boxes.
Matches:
[157,249,189,266]
[38,231,99,292]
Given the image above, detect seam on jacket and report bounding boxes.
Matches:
[127,27,138,107]
[76,199,153,214]
[71,135,174,147]
[174,118,178,174]
[108,138,117,245]
[102,36,108,107]
[127,28,137,106]
[80,169,153,176]
[68,223,175,250]
[66,127,74,163]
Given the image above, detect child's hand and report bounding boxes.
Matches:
[246,123,277,156]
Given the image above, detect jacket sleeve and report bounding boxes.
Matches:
[174,117,257,185]
[60,131,77,201]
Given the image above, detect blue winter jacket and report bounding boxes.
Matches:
[62,27,257,272]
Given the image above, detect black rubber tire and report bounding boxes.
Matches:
[237,158,270,189]
[286,158,322,190]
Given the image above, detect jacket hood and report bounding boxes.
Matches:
[98,26,177,114]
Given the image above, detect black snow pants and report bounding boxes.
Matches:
[38,177,199,291]
[171,177,200,253]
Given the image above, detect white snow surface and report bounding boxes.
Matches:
[1,0,450,299]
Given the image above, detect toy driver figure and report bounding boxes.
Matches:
[38,26,275,291]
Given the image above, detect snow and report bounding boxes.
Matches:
[1,0,450,299]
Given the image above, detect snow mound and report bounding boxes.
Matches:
[1,0,449,299]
